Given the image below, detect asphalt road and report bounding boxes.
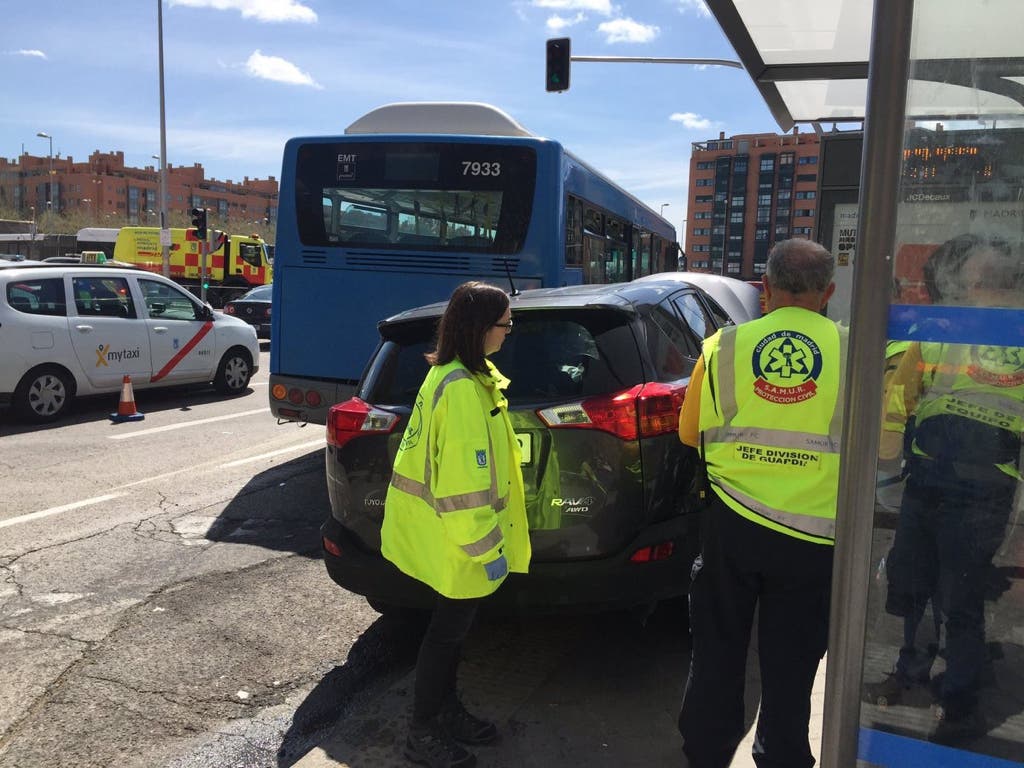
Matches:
[0,346,412,767]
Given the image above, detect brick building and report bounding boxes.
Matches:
[0,150,277,227]
[685,129,821,278]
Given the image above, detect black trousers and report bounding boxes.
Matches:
[679,498,834,768]
[413,593,481,724]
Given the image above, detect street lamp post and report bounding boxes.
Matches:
[36,132,53,211]
[659,202,670,217]
[156,0,171,276]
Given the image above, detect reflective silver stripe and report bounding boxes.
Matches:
[461,524,503,557]
[391,471,508,515]
[920,388,1024,419]
[715,481,836,540]
[433,368,472,409]
[704,426,841,453]
[831,327,849,438]
[717,328,739,422]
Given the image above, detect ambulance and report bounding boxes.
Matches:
[0,262,260,423]
[113,227,273,306]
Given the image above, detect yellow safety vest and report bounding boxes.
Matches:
[911,342,1024,481]
[699,306,848,544]
[382,359,531,599]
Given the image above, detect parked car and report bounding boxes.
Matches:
[321,277,761,615]
[0,263,260,422]
[634,271,763,324]
[223,283,272,339]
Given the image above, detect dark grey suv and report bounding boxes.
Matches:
[322,278,757,614]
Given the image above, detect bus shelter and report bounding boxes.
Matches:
[706,1,1024,765]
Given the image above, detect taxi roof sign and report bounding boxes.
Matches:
[80,251,108,264]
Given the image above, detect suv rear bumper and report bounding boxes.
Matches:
[321,512,700,615]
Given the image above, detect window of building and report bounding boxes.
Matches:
[693,227,710,236]
[757,194,772,206]
[731,195,745,208]
[780,153,794,165]
[695,178,713,187]
[792,226,813,235]
[696,195,713,203]
[795,191,817,200]
[756,209,771,223]
[759,157,775,171]
[711,225,725,236]
[695,161,714,170]
[694,211,712,220]
[777,189,791,201]
[726,262,741,274]
[729,211,744,224]
[797,156,819,165]
[793,209,814,218]
[753,262,767,275]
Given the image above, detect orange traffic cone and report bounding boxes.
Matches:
[110,374,145,423]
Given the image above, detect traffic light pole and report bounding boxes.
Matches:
[569,56,742,67]
[200,235,209,305]
[545,36,742,93]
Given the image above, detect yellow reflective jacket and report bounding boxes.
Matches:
[699,306,848,544]
[382,358,531,599]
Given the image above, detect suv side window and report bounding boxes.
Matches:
[701,294,734,329]
[6,278,67,316]
[646,300,700,381]
[73,276,136,318]
[139,279,201,321]
[672,291,715,339]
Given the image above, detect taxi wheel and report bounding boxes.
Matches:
[14,365,75,423]
[214,347,253,395]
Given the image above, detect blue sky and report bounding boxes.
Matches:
[1,0,780,233]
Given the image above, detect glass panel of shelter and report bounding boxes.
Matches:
[857,7,1024,762]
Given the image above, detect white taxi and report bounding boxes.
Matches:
[0,263,260,422]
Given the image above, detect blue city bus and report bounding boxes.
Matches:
[269,102,678,424]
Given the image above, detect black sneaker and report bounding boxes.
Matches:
[404,720,477,768]
[439,699,499,745]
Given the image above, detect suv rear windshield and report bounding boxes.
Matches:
[363,309,643,406]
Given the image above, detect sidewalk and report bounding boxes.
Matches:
[293,611,828,768]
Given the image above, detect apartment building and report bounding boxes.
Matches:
[686,129,821,278]
[0,150,277,227]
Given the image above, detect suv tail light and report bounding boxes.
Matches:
[326,397,400,448]
[537,382,687,441]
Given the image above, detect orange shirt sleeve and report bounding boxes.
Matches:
[678,355,705,448]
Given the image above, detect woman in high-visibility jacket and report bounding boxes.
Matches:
[382,281,530,768]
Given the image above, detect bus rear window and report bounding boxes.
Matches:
[295,141,536,253]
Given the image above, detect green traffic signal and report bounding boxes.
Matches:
[546,37,571,92]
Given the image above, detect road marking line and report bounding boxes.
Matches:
[108,408,270,439]
[0,494,124,530]
[219,439,324,468]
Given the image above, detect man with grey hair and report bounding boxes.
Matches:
[676,238,846,768]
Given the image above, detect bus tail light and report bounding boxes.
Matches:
[537,382,686,441]
[327,398,400,448]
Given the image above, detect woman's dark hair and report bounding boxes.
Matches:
[426,281,509,372]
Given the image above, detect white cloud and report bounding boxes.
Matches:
[597,17,659,43]
[670,112,712,130]
[245,50,322,88]
[676,0,711,17]
[168,0,317,23]
[546,12,586,32]
[8,49,47,59]
[531,0,613,16]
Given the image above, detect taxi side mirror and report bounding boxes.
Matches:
[197,305,214,321]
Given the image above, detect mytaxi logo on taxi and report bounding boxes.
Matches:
[96,344,142,367]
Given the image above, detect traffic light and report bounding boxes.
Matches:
[191,207,208,240]
[546,37,571,92]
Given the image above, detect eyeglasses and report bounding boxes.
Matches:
[493,320,513,330]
